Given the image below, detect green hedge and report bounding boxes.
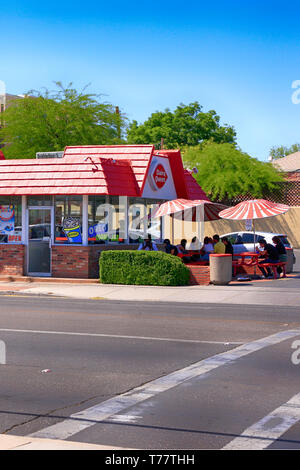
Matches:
[99,250,190,286]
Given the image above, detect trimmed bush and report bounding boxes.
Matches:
[99,250,190,286]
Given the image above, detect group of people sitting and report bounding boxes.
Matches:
[173,234,233,263]
[257,236,287,278]
[137,234,233,264]
[137,234,287,278]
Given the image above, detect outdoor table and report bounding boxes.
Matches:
[232,252,260,276]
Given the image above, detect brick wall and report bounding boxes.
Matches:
[52,244,142,279]
[0,244,213,284]
[52,244,196,282]
[188,265,210,286]
[0,244,24,275]
[51,245,90,278]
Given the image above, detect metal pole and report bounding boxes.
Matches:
[172,214,174,244]
[82,195,88,246]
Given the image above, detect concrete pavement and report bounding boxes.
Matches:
[0,254,298,450]
[0,273,299,307]
[0,249,298,307]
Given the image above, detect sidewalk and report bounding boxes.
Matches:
[0,274,299,307]
[0,433,129,450]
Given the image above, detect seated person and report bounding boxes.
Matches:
[257,239,279,278]
[272,236,287,275]
[163,239,178,256]
[199,236,214,261]
[188,236,201,251]
[177,239,188,254]
[176,239,191,263]
[138,235,158,251]
[187,236,201,260]
[222,237,234,255]
[213,234,226,254]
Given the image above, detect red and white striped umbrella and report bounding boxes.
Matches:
[153,198,227,221]
[152,199,201,218]
[219,199,289,220]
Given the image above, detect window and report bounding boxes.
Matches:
[88,196,126,244]
[279,236,290,247]
[227,233,240,245]
[0,196,22,243]
[241,233,254,244]
[55,196,82,244]
[27,195,53,207]
[128,197,162,243]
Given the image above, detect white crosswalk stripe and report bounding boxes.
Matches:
[30,329,300,442]
[223,392,300,450]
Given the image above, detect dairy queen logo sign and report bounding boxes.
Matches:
[151,163,168,190]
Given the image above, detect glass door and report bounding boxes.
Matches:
[27,208,52,275]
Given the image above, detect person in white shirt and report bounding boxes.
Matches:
[188,236,201,251]
[200,237,214,261]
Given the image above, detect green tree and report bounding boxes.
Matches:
[183,143,283,201]
[270,143,300,160]
[126,102,236,148]
[0,82,126,159]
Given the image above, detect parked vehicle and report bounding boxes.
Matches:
[220,231,295,262]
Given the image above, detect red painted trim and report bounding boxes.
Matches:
[210,254,232,257]
[139,148,155,196]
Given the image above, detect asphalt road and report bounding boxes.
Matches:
[0,295,300,449]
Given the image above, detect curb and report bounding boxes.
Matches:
[0,276,99,284]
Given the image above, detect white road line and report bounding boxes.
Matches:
[223,392,300,450]
[29,329,300,441]
[0,328,242,345]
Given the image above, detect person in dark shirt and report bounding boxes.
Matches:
[163,239,178,256]
[221,237,234,255]
[272,236,287,275]
[258,239,279,278]
[272,236,287,258]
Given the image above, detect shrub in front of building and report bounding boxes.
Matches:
[99,250,190,286]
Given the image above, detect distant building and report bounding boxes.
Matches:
[271,151,300,181]
[271,152,300,205]
[0,93,23,114]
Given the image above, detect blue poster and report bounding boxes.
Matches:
[63,217,82,243]
[89,222,108,240]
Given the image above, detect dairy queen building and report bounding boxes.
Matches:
[0,145,208,279]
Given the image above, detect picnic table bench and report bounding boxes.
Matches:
[232,252,259,276]
[257,261,287,279]
[232,252,287,279]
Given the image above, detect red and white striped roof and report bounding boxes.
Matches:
[219,199,289,220]
[0,145,209,199]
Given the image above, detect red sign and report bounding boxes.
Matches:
[153,163,168,189]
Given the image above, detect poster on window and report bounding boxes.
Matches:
[0,205,15,235]
[63,217,82,243]
[88,222,108,241]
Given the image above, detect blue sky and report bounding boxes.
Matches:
[1,0,300,161]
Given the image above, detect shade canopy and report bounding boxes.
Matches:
[152,198,227,222]
[219,199,289,221]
